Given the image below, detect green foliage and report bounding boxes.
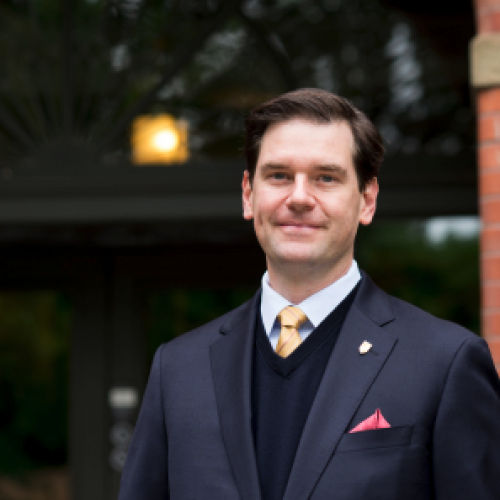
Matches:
[356,221,479,334]
[148,288,255,358]
[0,292,71,476]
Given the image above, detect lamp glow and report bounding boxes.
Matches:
[132,114,189,165]
[153,130,179,152]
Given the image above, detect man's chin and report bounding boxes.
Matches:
[270,250,321,267]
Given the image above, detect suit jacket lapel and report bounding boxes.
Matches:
[283,276,398,500]
[210,292,262,500]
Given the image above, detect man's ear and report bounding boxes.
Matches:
[242,170,254,220]
[359,177,378,226]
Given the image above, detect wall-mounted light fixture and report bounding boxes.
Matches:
[132,114,189,165]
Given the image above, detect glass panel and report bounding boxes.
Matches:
[0,291,71,500]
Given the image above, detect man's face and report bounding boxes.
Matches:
[242,118,378,275]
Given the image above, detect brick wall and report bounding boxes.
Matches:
[476,0,500,32]
[475,0,500,371]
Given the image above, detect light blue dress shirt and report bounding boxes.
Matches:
[260,261,361,350]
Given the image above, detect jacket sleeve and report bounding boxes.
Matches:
[433,336,500,499]
[118,345,169,500]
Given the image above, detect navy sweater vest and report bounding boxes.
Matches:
[251,283,359,500]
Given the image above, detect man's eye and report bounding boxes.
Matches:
[271,172,288,180]
[318,175,334,183]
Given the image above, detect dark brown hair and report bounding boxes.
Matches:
[243,88,385,191]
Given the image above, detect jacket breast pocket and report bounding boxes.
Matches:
[311,425,432,500]
[336,425,414,453]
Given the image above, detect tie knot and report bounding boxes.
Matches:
[278,306,307,329]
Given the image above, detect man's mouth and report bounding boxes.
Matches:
[278,223,322,232]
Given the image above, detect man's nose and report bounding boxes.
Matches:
[286,176,315,210]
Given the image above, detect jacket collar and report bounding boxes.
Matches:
[210,292,262,500]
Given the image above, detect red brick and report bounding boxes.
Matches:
[482,282,500,307]
[482,254,500,280]
[482,227,500,252]
[478,10,500,32]
[479,144,500,169]
[483,333,500,343]
[481,198,500,222]
[480,170,500,195]
[475,0,500,13]
[479,115,500,141]
[483,313,500,335]
[478,89,500,113]
[485,338,500,363]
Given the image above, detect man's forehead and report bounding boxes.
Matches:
[264,117,351,133]
[258,118,355,161]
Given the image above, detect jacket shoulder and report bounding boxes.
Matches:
[383,293,489,376]
[357,273,480,353]
[389,293,476,344]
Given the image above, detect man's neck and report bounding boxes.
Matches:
[266,258,353,304]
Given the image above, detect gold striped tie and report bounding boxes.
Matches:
[276,306,308,358]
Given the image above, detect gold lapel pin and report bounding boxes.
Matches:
[359,341,372,355]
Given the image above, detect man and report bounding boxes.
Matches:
[119,89,500,500]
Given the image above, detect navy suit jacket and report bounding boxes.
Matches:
[119,274,500,500]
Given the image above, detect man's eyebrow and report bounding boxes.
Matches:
[313,164,348,177]
[258,163,348,181]
[259,163,288,173]
[259,163,347,173]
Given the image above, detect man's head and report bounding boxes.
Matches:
[244,88,384,191]
[241,89,383,294]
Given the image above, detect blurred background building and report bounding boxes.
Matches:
[0,0,498,499]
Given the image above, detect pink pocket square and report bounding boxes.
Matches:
[349,408,391,433]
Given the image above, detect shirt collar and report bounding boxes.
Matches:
[260,260,361,334]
